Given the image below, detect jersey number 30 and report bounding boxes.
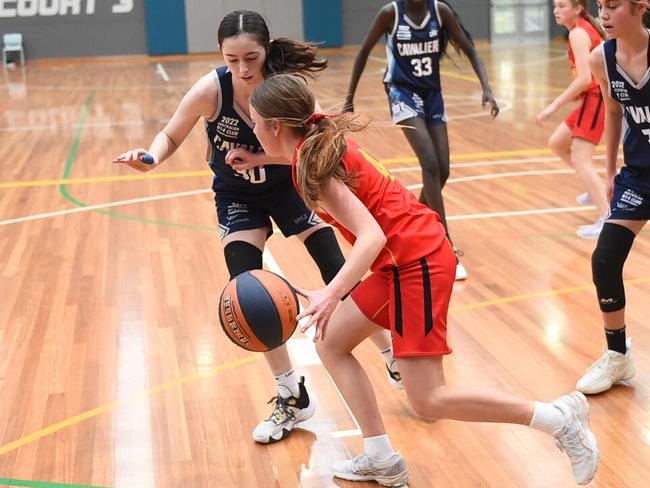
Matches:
[411,57,433,77]
[236,167,267,184]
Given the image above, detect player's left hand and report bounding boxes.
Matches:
[225,148,261,171]
[294,286,339,342]
[482,91,499,117]
[535,105,555,127]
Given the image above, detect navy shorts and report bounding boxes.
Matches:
[607,172,650,221]
[385,83,446,126]
[215,178,322,239]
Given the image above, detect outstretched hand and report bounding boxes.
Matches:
[112,148,157,172]
[294,286,340,342]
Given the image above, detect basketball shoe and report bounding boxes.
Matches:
[552,391,600,485]
[253,376,315,444]
[332,452,409,486]
[576,192,593,206]
[385,360,404,390]
[454,247,468,281]
[577,217,604,239]
[576,338,635,394]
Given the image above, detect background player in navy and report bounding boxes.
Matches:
[343,0,499,281]
[112,9,399,444]
[576,0,649,394]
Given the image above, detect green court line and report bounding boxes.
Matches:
[0,478,109,488]
[57,92,218,231]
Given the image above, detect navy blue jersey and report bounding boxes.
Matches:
[384,0,442,91]
[603,36,650,190]
[206,66,291,194]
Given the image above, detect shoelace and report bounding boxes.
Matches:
[351,454,375,474]
[266,395,297,424]
[558,426,588,463]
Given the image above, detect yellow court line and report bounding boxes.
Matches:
[2,146,610,190]
[2,276,650,457]
[449,276,650,313]
[0,355,260,457]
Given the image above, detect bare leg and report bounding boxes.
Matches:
[571,138,609,217]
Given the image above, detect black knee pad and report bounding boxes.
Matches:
[223,241,263,279]
[591,223,636,313]
[303,227,345,284]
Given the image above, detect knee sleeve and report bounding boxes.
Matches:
[223,241,263,279]
[591,223,636,313]
[303,227,345,284]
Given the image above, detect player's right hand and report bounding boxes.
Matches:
[112,148,157,172]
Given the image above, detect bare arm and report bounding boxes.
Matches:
[536,28,594,126]
[590,45,622,198]
[343,4,395,112]
[439,3,498,116]
[113,73,217,171]
[297,178,386,341]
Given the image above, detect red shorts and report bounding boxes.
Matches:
[350,240,456,357]
[564,92,604,145]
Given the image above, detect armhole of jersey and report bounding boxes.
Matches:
[207,69,223,123]
[433,0,442,29]
[601,45,612,99]
[389,2,399,38]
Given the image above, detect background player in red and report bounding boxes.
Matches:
[112,9,399,445]
[343,0,500,280]
[247,73,599,486]
[536,0,608,239]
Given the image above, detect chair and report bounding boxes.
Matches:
[3,33,25,66]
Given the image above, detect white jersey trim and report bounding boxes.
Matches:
[207,69,223,123]
[434,0,443,29]
[389,2,399,38]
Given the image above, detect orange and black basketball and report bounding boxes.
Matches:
[218,270,300,352]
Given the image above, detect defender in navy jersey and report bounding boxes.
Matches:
[113,9,400,445]
[575,0,650,395]
[344,0,499,281]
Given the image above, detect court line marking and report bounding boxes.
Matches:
[0,478,109,488]
[2,146,609,190]
[0,356,260,457]
[2,276,645,451]
[156,63,170,82]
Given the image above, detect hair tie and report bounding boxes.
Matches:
[306,113,335,126]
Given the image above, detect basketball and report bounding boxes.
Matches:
[218,270,300,352]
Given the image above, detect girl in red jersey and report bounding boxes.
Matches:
[242,73,599,486]
[536,0,608,239]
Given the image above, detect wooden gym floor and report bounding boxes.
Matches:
[0,44,649,487]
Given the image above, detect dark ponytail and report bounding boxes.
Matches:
[217,10,327,78]
[438,1,474,59]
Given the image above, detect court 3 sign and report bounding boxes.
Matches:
[0,0,133,17]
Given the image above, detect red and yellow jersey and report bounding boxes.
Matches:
[568,18,602,95]
[292,138,447,271]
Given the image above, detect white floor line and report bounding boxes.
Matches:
[0,188,210,226]
[261,247,363,437]
[156,63,170,82]
[447,205,594,221]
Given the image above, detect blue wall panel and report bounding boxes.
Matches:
[303,0,342,47]
[145,0,187,55]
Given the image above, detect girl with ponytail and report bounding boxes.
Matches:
[536,0,608,239]
[343,0,500,282]
[113,9,399,445]
[575,0,650,394]
[249,73,599,486]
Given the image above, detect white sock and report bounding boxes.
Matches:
[529,402,565,436]
[275,369,300,398]
[378,346,394,367]
[363,434,395,461]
